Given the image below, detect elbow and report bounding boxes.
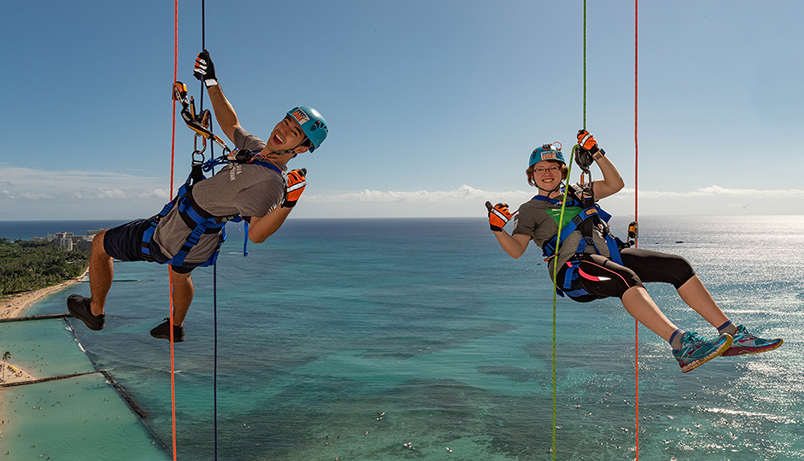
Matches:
[611,175,625,193]
[249,233,267,244]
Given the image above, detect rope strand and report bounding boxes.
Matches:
[169,1,179,459]
[634,0,640,458]
[552,2,588,457]
[195,1,219,458]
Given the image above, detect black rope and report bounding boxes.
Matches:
[213,262,219,461]
[195,0,219,458]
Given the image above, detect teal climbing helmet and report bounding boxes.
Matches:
[287,106,328,152]
[528,143,565,168]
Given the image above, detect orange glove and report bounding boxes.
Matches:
[485,201,513,232]
[577,129,601,155]
[282,168,307,208]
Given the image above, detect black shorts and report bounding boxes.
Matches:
[103,218,196,274]
[557,248,696,301]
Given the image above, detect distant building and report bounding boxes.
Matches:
[39,229,105,251]
[57,236,73,251]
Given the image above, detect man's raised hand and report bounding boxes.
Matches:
[194,49,218,87]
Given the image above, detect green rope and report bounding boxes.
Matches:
[550,147,576,459]
[583,0,587,130]
[552,1,587,457]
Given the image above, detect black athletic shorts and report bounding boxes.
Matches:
[557,248,696,301]
[103,218,196,274]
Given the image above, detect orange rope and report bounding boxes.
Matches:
[169,0,179,459]
[634,0,640,458]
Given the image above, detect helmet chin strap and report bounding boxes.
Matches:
[257,149,295,159]
[538,180,564,198]
[255,138,308,161]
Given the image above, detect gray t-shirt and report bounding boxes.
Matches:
[512,190,611,281]
[152,127,286,265]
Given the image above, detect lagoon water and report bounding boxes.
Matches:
[2,216,803,460]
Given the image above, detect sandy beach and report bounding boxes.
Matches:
[0,268,88,381]
[1,268,88,321]
[1,268,88,429]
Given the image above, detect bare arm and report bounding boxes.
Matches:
[591,152,625,200]
[206,84,241,143]
[247,206,292,243]
[493,230,532,259]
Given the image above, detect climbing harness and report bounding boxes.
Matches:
[141,147,284,269]
[150,79,290,270]
[537,183,634,300]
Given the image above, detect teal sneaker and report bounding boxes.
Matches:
[721,325,782,357]
[673,332,733,373]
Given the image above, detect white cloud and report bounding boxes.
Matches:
[0,166,170,220]
[297,185,803,218]
[306,184,531,203]
[1,165,801,220]
[630,185,804,199]
[307,184,804,205]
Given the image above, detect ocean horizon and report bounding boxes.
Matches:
[2,216,803,460]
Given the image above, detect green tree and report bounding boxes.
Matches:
[2,351,10,382]
[0,238,89,297]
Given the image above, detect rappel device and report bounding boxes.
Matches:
[173,81,231,156]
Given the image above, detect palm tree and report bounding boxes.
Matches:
[1,351,10,382]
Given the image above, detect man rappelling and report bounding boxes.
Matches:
[67,50,328,342]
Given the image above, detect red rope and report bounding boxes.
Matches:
[634,0,640,458]
[170,0,179,459]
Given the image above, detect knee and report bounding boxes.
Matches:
[91,230,109,258]
[668,255,696,288]
[169,267,193,282]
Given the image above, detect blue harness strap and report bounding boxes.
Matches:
[141,153,283,269]
[559,260,590,298]
[535,189,624,299]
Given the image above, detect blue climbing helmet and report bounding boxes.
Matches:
[528,142,565,168]
[287,106,328,152]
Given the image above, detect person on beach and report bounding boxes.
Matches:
[67,50,328,342]
[486,130,782,372]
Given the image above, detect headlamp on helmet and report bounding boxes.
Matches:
[528,142,566,168]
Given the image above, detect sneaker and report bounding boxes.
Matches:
[721,325,783,357]
[150,318,185,342]
[67,294,105,331]
[673,331,733,373]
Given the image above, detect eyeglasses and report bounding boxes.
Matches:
[534,166,561,174]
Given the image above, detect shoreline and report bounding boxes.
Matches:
[0,268,88,321]
[0,268,88,431]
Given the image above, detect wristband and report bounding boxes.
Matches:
[204,79,218,87]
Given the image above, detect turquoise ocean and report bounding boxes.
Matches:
[2,216,803,460]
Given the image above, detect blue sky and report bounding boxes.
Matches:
[1,0,802,220]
